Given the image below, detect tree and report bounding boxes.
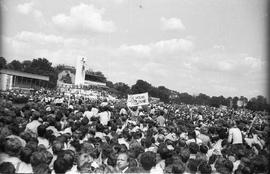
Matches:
[131,80,152,94]
[239,96,248,108]
[106,81,114,88]
[0,57,7,69]
[156,86,170,103]
[225,97,233,107]
[232,96,239,109]
[26,58,54,74]
[6,60,23,71]
[25,58,57,88]
[210,96,220,107]
[178,92,194,104]
[114,82,130,98]
[195,93,210,105]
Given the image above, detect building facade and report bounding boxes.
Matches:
[0,69,49,90]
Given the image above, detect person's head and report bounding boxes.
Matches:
[54,156,70,173]
[37,125,47,138]
[96,123,104,132]
[77,152,92,171]
[200,127,208,135]
[189,142,199,154]
[4,137,22,157]
[187,159,199,173]
[199,144,208,154]
[20,147,33,164]
[42,150,53,165]
[198,161,212,174]
[157,134,165,143]
[52,140,64,155]
[80,142,94,154]
[0,162,15,174]
[81,117,89,126]
[140,151,156,171]
[26,140,38,151]
[30,151,47,168]
[144,138,152,148]
[188,130,197,139]
[157,145,171,160]
[87,105,92,111]
[180,147,190,163]
[107,153,117,167]
[251,155,268,174]
[171,161,185,174]
[33,163,50,174]
[228,120,237,128]
[116,153,129,171]
[208,154,217,165]
[54,150,75,173]
[215,157,233,174]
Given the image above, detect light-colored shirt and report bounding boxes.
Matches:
[198,133,211,146]
[228,127,243,144]
[17,162,33,173]
[98,111,111,126]
[0,153,22,172]
[26,120,41,135]
[118,138,129,149]
[156,116,165,127]
[38,137,50,149]
[83,111,94,120]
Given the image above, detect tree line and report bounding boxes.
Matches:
[0,57,269,112]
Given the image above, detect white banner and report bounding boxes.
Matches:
[127,92,149,107]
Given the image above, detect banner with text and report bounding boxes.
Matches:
[127,92,149,107]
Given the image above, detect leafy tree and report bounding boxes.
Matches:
[131,80,152,94]
[225,97,233,107]
[24,58,57,88]
[114,82,130,98]
[26,58,54,74]
[210,96,220,107]
[232,96,239,109]
[156,86,170,103]
[106,81,114,88]
[178,92,194,104]
[195,93,210,105]
[6,60,23,71]
[0,57,7,69]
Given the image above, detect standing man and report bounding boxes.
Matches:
[228,120,243,148]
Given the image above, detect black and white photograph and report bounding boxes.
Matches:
[0,0,269,173]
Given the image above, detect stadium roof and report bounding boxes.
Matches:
[0,69,49,81]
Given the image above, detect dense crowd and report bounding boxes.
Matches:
[0,88,269,174]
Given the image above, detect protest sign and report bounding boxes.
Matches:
[127,92,149,107]
[149,97,160,104]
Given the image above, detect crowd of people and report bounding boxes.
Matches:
[0,88,269,174]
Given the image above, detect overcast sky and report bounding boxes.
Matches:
[0,0,268,99]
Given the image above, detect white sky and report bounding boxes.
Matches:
[0,0,268,99]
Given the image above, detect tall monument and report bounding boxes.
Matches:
[75,57,86,85]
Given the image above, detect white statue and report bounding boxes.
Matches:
[75,57,87,85]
